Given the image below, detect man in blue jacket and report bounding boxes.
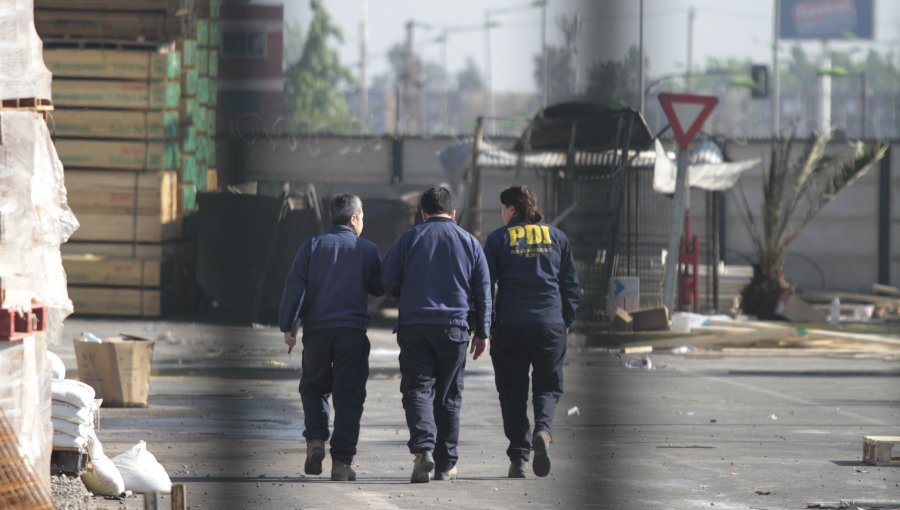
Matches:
[279,193,383,482]
[381,187,491,483]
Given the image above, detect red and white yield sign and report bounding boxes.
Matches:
[658,93,719,148]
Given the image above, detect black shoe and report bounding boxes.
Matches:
[411,450,435,483]
[508,458,527,478]
[305,439,326,475]
[532,431,551,477]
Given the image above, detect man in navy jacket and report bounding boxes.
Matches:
[381,187,491,483]
[279,193,383,482]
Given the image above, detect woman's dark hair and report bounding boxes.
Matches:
[500,185,543,223]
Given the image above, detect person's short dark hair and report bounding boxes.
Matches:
[330,193,362,225]
[420,187,453,215]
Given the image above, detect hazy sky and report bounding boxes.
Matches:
[274,0,900,94]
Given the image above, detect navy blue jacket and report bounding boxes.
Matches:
[381,217,491,338]
[483,217,581,327]
[278,225,384,333]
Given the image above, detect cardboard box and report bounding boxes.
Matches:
[74,337,154,407]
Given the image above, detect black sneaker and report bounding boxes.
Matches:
[532,431,552,477]
[411,450,435,483]
[508,458,527,478]
[304,439,325,475]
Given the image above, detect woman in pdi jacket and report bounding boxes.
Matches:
[482,184,581,479]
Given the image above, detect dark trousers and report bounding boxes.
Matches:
[397,325,469,472]
[299,327,370,465]
[490,324,566,461]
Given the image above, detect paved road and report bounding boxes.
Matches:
[53,318,900,509]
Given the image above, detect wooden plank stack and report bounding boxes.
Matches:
[36,0,221,316]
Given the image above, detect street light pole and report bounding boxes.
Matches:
[484,1,546,134]
[541,0,547,107]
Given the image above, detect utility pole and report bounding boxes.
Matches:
[686,7,695,91]
[772,0,780,137]
[819,40,831,133]
[402,20,419,134]
[485,11,493,133]
[639,0,645,113]
[541,0,547,107]
[359,0,368,132]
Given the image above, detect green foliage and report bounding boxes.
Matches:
[456,57,484,93]
[283,0,357,134]
[735,131,887,275]
[585,46,641,108]
[536,46,575,103]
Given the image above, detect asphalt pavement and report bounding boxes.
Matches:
[51,317,900,510]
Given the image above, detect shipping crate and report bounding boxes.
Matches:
[51,109,179,140]
[65,170,178,218]
[70,287,162,317]
[53,80,180,110]
[44,49,180,81]
[55,139,179,170]
[35,10,187,41]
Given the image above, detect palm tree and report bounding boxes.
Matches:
[735,130,887,318]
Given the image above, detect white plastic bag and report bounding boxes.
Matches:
[82,455,125,497]
[51,400,94,426]
[111,441,171,493]
[47,350,66,379]
[86,428,104,459]
[51,378,96,408]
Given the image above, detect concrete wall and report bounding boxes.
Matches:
[724,141,896,293]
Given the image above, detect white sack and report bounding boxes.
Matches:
[51,417,91,440]
[52,430,86,450]
[81,456,125,497]
[112,441,172,494]
[51,378,95,408]
[47,350,65,379]
[51,400,94,426]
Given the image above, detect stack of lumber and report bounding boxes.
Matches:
[37,0,221,316]
[589,317,900,359]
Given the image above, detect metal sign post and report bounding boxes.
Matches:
[657,93,718,313]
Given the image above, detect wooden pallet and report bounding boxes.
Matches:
[50,447,87,476]
[0,98,53,112]
[863,436,900,466]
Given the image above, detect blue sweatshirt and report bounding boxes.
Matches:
[381,217,491,338]
[483,217,581,327]
[278,225,384,333]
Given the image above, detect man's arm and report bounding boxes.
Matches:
[380,235,405,298]
[279,241,311,334]
[558,235,581,328]
[469,240,492,341]
[367,244,385,297]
